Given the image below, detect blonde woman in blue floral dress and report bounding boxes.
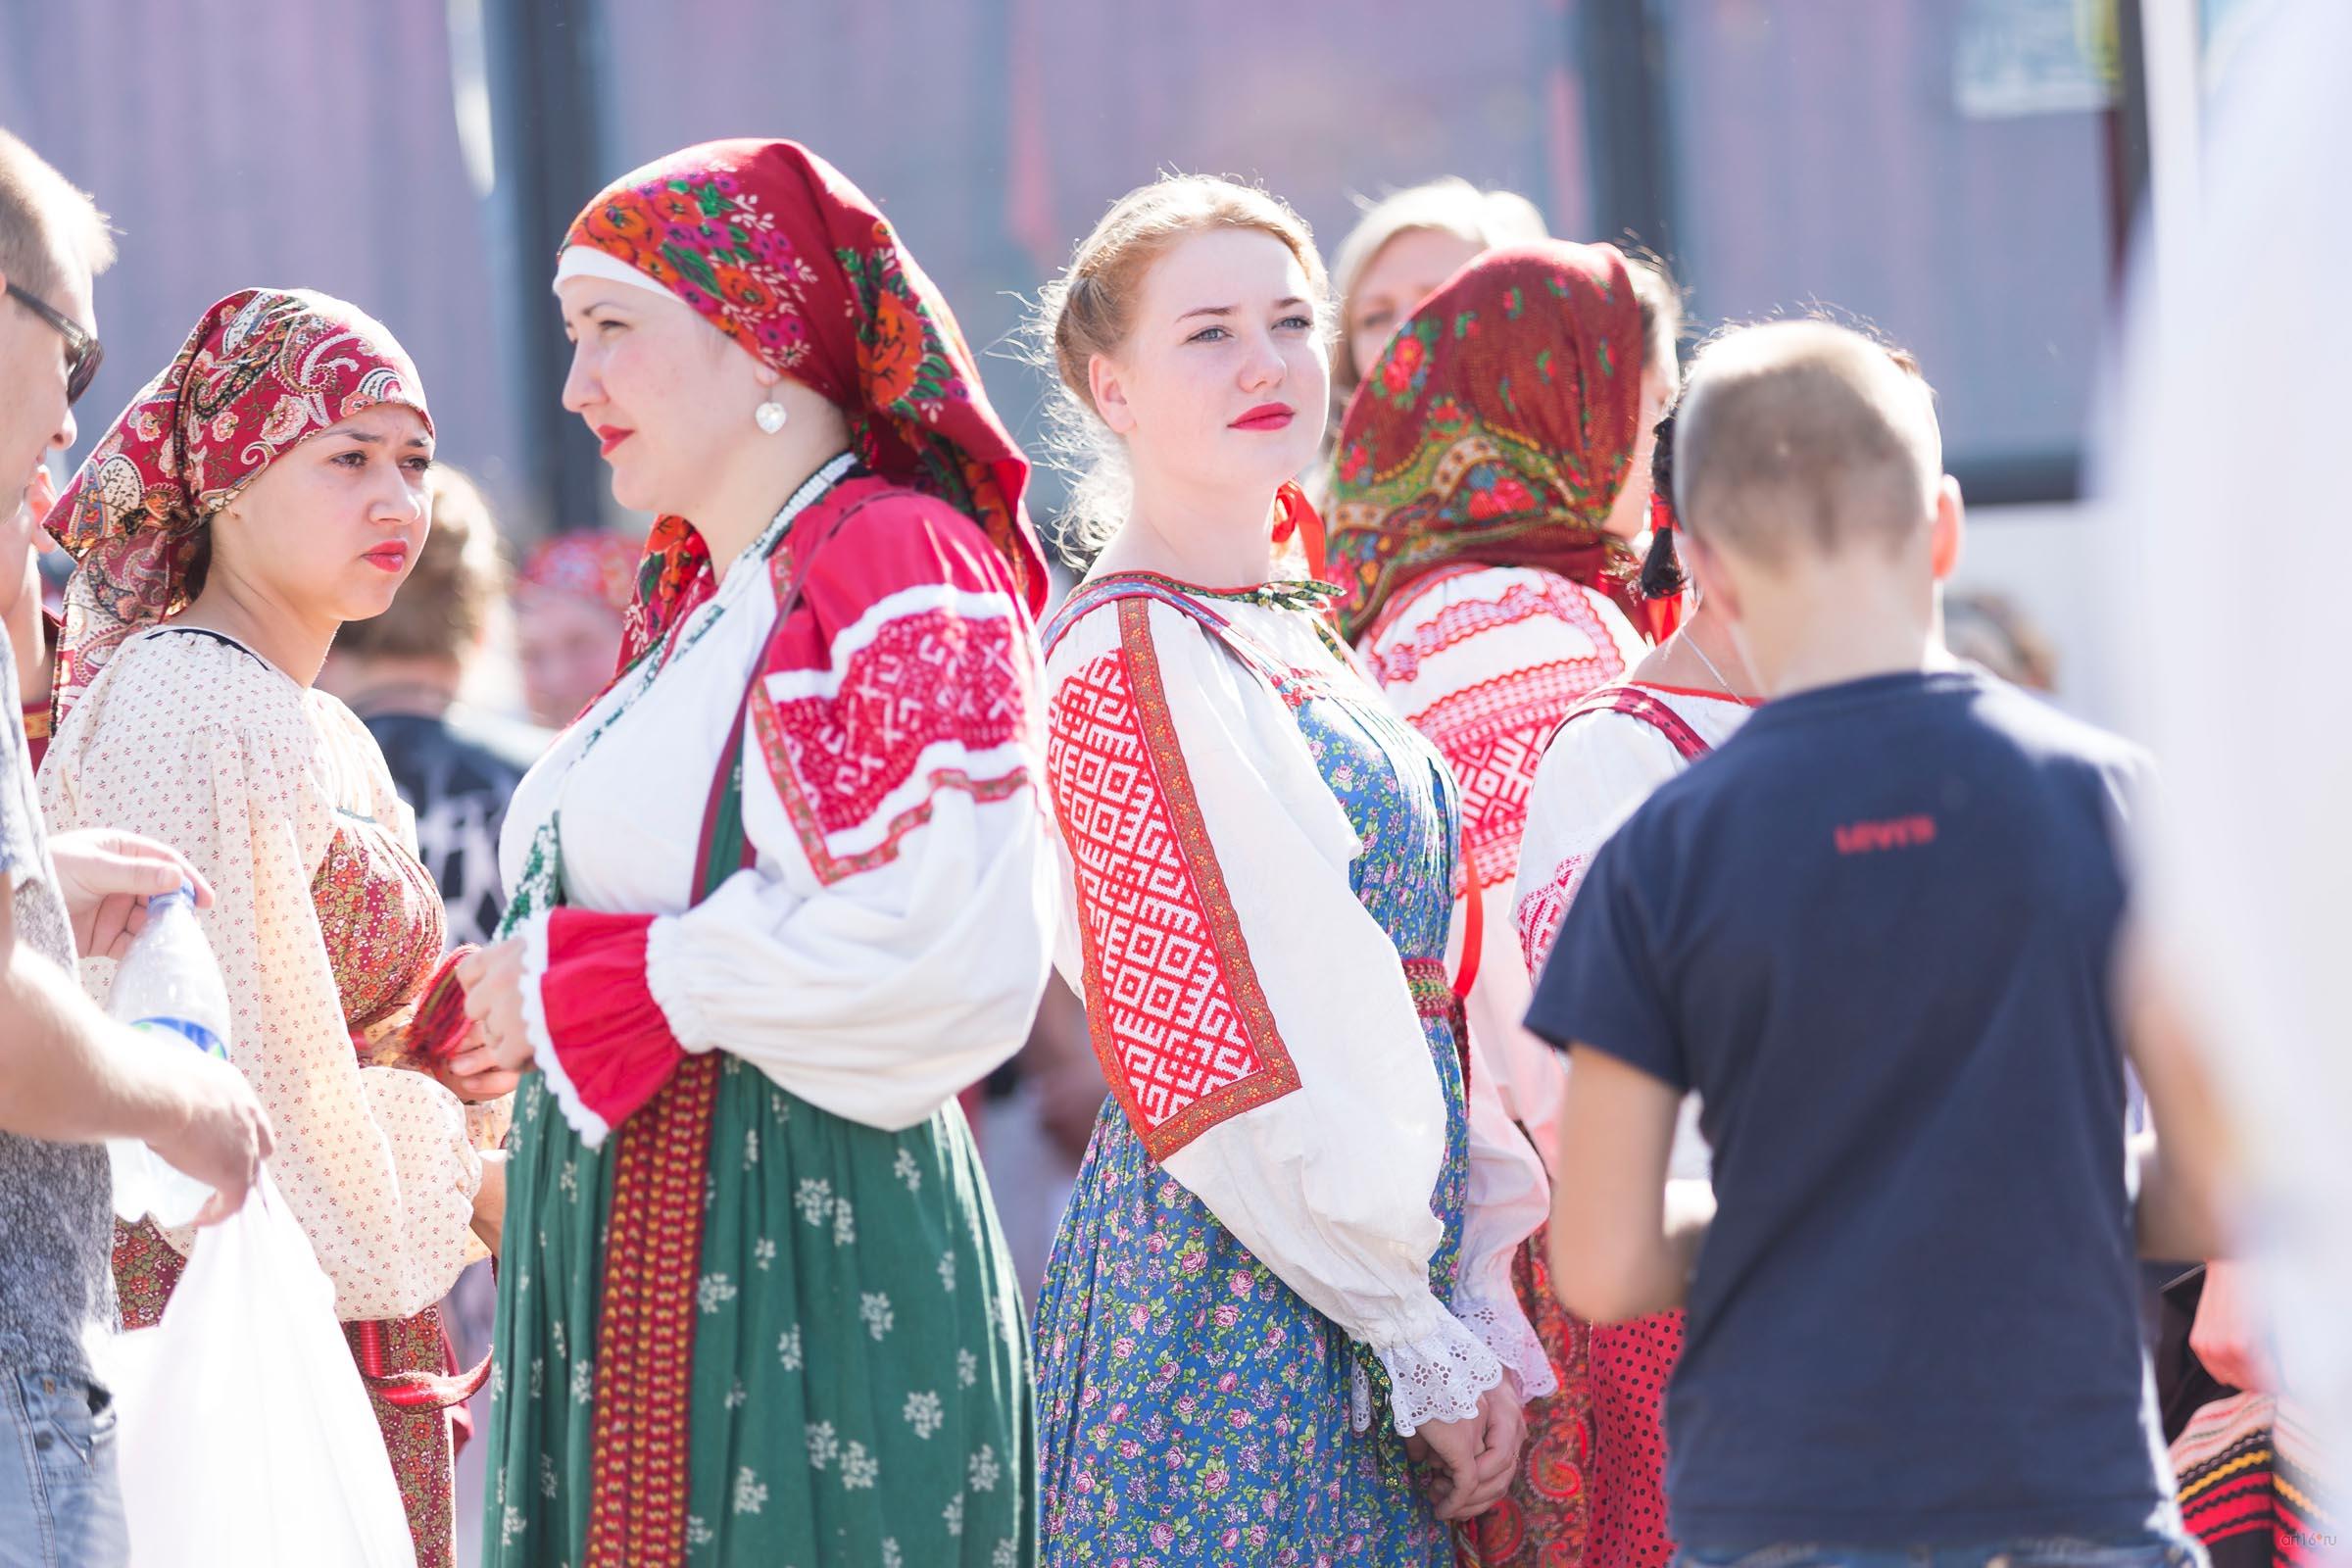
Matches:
[1029,175,1555,1565]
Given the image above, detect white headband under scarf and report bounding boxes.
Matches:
[553,246,674,299]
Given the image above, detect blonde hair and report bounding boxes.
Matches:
[1033,173,1330,559]
[0,128,116,300]
[1328,177,1548,398]
[1674,319,1944,563]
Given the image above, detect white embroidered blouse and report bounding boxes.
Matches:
[1043,582,1555,1435]
[498,459,1057,1145]
[1511,680,1754,1179]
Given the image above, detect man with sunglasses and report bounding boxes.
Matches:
[0,127,273,1568]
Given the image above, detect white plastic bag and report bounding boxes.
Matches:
[103,1172,418,1568]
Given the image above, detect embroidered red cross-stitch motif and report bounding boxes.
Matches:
[1047,600,1299,1158]
[755,600,1035,883]
[1413,662,1615,888]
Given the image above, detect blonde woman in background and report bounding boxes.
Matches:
[1328,177,1548,426]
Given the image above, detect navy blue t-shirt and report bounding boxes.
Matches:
[1527,669,2171,1547]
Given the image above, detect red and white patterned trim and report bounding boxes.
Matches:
[1364,567,1619,689]
[752,580,1037,886]
[1515,851,1592,975]
[1411,661,1627,888]
[1048,598,1301,1159]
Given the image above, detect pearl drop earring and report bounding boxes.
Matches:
[755,399,788,434]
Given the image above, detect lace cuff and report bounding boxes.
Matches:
[1372,1311,1505,1435]
[1453,1288,1559,1400]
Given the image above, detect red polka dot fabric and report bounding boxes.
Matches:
[1589,1311,1684,1568]
[1462,1229,1683,1568]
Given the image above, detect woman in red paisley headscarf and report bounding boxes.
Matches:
[38,287,515,1568]
[445,140,1054,1568]
[1325,241,1695,1568]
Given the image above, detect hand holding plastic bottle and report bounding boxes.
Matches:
[104,879,272,1227]
[143,1053,274,1227]
[47,827,214,959]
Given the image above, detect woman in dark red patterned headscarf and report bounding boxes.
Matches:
[448,140,1054,1568]
[1328,241,1692,1568]
[39,288,510,1568]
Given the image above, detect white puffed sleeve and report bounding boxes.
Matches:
[513,491,1057,1146]
[1513,704,1714,1180]
[1044,596,1503,1434]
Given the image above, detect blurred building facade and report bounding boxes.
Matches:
[3,0,2254,717]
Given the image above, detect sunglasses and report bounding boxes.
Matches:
[6,280,103,405]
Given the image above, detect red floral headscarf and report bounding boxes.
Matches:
[1325,241,1647,642]
[517,532,643,617]
[44,287,430,721]
[560,138,1047,671]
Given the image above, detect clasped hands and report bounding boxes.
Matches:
[1405,1380,1526,1523]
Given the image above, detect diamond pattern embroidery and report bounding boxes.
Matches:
[1046,600,1300,1158]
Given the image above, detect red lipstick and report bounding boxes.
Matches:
[1229,403,1296,432]
[596,425,633,456]
[363,542,410,573]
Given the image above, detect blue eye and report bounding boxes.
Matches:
[1187,324,1230,344]
[1278,315,1313,331]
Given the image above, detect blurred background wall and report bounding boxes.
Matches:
[0,0,2276,720]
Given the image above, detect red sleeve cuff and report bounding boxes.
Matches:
[540,909,685,1133]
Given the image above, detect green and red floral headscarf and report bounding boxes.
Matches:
[559,138,1046,667]
[1325,241,1646,642]
[44,287,430,721]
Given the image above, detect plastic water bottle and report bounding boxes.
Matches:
[107,883,234,1227]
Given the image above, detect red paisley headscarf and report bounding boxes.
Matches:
[44,287,430,722]
[559,138,1047,673]
[1325,241,1647,642]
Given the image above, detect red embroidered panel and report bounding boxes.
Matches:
[1515,852,1592,976]
[1414,660,1621,889]
[313,816,446,1038]
[1047,599,1299,1159]
[753,599,1036,884]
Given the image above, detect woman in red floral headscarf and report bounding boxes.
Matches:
[38,287,514,1567]
[445,140,1054,1568]
[514,530,642,729]
[1326,241,1693,1568]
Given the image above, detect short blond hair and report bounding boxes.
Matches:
[1329,178,1548,396]
[1674,319,1943,563]
[1035,173,1328,556]
[0,128,116,299]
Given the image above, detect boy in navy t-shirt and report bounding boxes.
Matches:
[1526,322,2217,1567]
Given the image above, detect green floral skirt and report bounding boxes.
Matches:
[482,1057,1036,1566]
